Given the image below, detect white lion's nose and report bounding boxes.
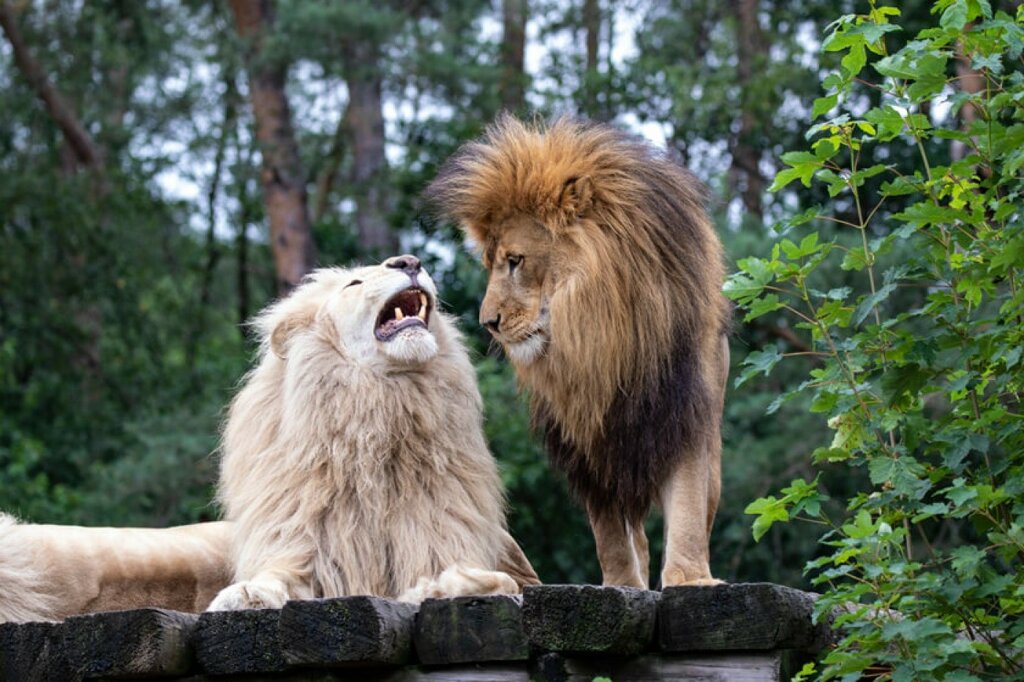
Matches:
[384,255,421,276]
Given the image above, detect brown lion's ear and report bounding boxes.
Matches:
[558,175,595,220]
[270,308,316,359]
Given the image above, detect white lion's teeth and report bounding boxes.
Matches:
[418,293,429,320]
[395,307,404,321]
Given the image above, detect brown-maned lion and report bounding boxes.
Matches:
[427,116,730,588]
[0,514,231,623]
[207,257,538,610]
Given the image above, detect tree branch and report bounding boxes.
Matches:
[0,1,104,170]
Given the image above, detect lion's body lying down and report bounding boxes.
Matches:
[209,258,538,610]
[0,514,231,623]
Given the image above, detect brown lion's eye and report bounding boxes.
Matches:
[344,280,363,288]
[507,254,523,274]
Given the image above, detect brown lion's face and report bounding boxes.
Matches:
[479,216,555,365]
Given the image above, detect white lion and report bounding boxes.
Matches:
[207,256,537,610]
[0,514,231,623]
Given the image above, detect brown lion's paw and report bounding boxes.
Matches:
[661,566,723,588]
[678,577,724,587]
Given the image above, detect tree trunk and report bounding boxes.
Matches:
[236,137,258,336]
[312,102,349,225]
[582,0,602,120]
[951,33,985,165]
[729,0,766,221]
[500,0,527,113]
[186,72,239,374]
[229,0,316,296]
[0,1,104,171]
[1,0,106,387]
[344,40,397,256]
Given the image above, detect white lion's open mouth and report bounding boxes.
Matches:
[375,287,432,341]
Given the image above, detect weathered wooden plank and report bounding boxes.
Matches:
[414,595,529,665]
[378,665,529,681]
[0,620,74,682]
[522,585,659,655]
[279,596,417,667]
[176,665,530,681]
[533,652,785,682]
[194,607,288,675]
[62,608,197,679]
[658,583,832,653]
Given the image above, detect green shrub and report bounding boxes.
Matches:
[730,2,1024,679]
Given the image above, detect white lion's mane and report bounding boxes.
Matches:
[218,268,510,599]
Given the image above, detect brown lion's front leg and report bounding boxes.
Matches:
[660,447,719,586]
[661,335,727,587]
[587,505,648,588]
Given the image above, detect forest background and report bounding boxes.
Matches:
[0,0,1013,594]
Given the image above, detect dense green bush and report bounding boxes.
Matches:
[732,2,1024,679]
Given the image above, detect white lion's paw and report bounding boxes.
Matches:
[397,565,520,603]
[206,580,289,611]
[397,576,434,604]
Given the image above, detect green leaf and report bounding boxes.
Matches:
[813,94,838,119]
[735,346,784,387]
[945,479,978,506]
[940,0,969,30]
[879,176,920,196]
[724,257,775,303]
[865,105,908,141]
[849,163,886,186]
[842,42,866,76]
[780,232,822,259]
[770,151,824,191]
[881,364,930,406]
[745,495,790,541]
[874,54,918,80]
[892,202,964,226]
[841,247,869,271]
[744,294,785,322]
[882,617,953,643]
[853,282,897,325]
[768,167,804,192]
[949,545,986,575]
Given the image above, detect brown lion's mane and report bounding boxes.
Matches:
[429,116,728,521]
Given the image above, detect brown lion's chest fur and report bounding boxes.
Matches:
[525,329,716,523]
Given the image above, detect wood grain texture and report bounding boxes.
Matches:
[534,651,784,682]
[0,620,72,682]
[62,608,198,678]
[195,607,287,675]
[658,583,832,653]
[522,585,659,655]
[279,596,417,667]
[414,595,529,665]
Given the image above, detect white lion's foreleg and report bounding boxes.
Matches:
[207,575,292,611]
[397,565,520,604]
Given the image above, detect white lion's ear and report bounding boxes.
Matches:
[558,175,595,220]
[269,307,316,359]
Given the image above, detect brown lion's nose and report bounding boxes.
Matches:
[482,313,501,333]
[384,254,421,276]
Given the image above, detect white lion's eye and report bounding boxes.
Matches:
[344,280,363,288]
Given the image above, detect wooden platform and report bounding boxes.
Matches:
[0,582,833,681]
